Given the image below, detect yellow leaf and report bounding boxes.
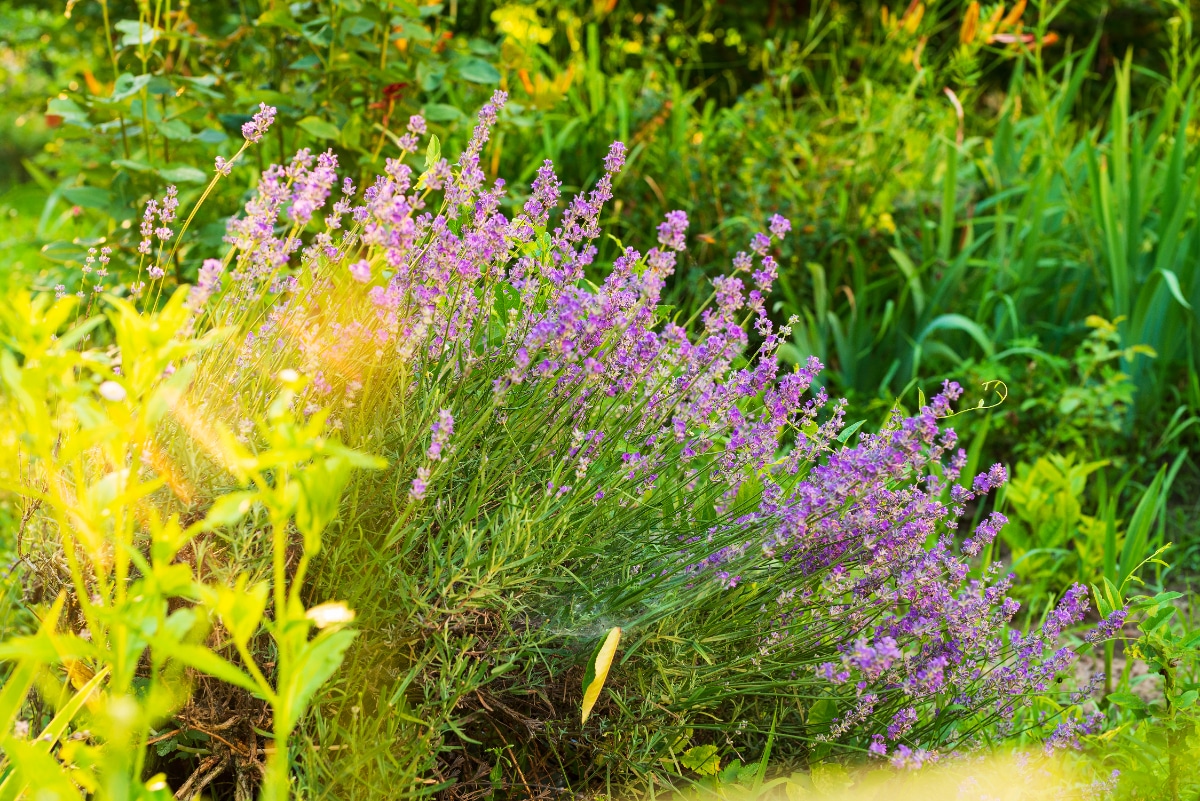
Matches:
[580,626,621,724]
[960,1,980,44]
[1002,0,1026,28]
[902,1,924,34]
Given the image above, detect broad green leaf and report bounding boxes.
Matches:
[279,627,356,733]
[257,7,303,30]
[157,165,208,184]
[47,97,91,127]
[1106,692,1144,709]
[162,642,263,696]
[681,744,720,776]
[580,626,621,723]
[112,158,154,173]
[423,103,463,122]
[457,57,501,84]
[108,73,153,102]
[199,491,257,530]
[61,187,111,210]
[341,15,375,36]
[810,762,854,793]
[297,116,342,140]
[836,419,866,443]
[114,19,162,47]
[157,119,194,141]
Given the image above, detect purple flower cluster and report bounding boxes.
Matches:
[242,103,277,144]
[187,259,224,312]
[427,409,453,461]
[1042,712,1104,756]
[192,95,1119,759]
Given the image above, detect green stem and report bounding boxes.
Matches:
[98,0,131,159]
[165,142,250,268]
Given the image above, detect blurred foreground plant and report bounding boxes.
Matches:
[0,288,380,798]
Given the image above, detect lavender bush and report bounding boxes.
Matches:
[2,93,1119,798]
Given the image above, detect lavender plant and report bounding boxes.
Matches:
[165,93,1122,795]
[1,93,1121,798]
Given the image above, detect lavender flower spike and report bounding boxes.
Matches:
[242,103,278,144]
[428,409,454,461]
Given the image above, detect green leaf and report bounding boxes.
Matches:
[836,419,866,444]
[46,97,91,127]
[26,671,109,757]
[114,19,162,47]
[1140,605,1177,634]
[162,642,263,696]
[917,314,995,357]
[157,165,208,184]
[199,491,257,530]
[807,698,837,730]
[61,187,112,210]
[0,738,84,801]
[681,744,721,776]
[279,628,357,732]
[113,158,154,173]
[297,116,342,140]
[290,54,323,71]
[157,119,194,141]
[888,247,925,316]
[257,7,303,31]
[341,15,375,36]
[214,576,269,648]
[457,58,501,84]
[39,241,90,264]
[109,73,153,102]
[810,762,854,793]
[423,103,463,123]
[424,134,442,170]
[581,626,621,724]
[1157,268,1193,310]
[1106,692,1144,710]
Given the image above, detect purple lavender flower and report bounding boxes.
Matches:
[887,707,918,740]
[769,214,792,238]
[160,185,179,224]
[603,141,627,173]
[656,211,688,251]
[242,103,277,144]
[1085,608,1127,644]
[410,466,431,500]
[188,258,224,311]
[427,409,454,461]
[962,511,1006,557]
[215,156,233,176]
[139,200,157,255]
